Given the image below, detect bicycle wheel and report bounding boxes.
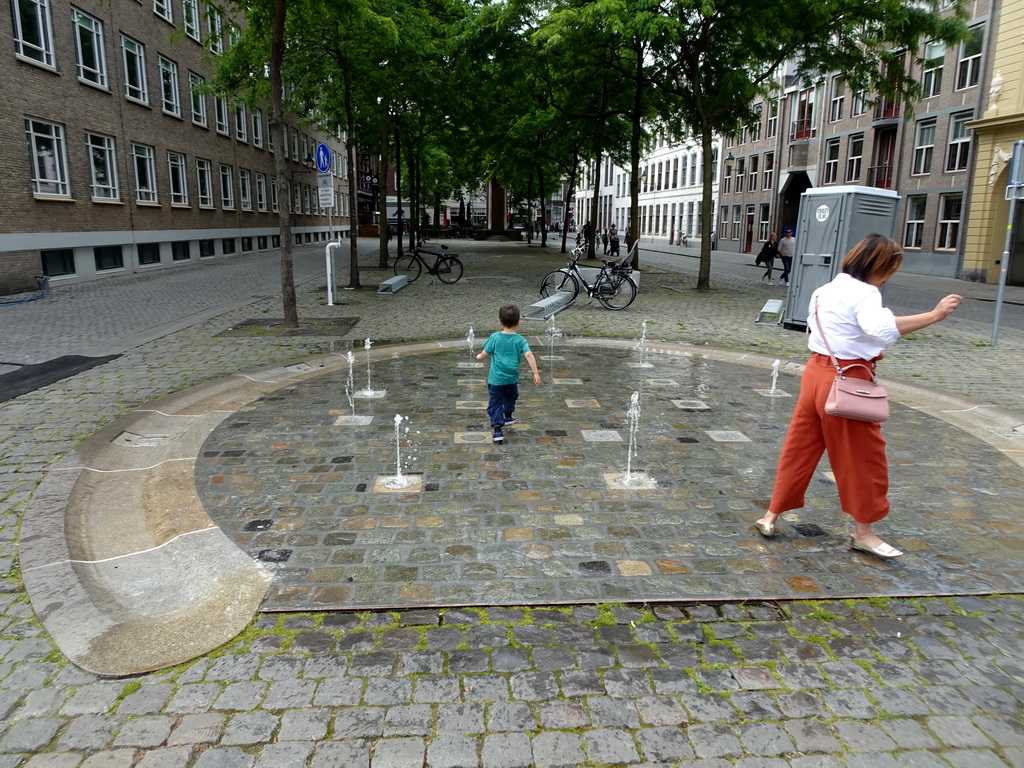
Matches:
[596,273,637,310]
[394,254,421,283]
[435,256,463,284]
[540,270,579,303]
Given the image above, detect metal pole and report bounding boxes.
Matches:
[325,242,335,307]
[991,196,1015,346]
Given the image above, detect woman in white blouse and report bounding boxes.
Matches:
[755,234,962,558]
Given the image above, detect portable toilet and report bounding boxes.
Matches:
[782,186,900,330]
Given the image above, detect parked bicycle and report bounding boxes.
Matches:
[393,238,463,284]
[539,239,637,310]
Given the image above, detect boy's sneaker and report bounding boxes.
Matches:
[492,428,504,443]
[503,418,518,426]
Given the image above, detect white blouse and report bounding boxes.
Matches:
[807,273,901,360]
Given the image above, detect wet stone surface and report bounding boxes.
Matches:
[196,344,1024,611]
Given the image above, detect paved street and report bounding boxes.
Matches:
[1,238,1023,767]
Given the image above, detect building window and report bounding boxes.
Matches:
[672,158,679,188]
[291,128,299,161]
[766,100,778,139]
[936,194,962,250]
[689,152,697,185]
[214,95,229,134]
[292,181,301,213]
[168,151,187,205]
[748,154,758,192]
[72,8,106,87]
[220,164,234,208]
[86,132,118,200]
[138,242,160,264]
[823,139,840,184]
[912,120,935,175]
[189,73,206,125]
[196,158,213,207]
[851,90,867,116]
[956,25,983,90]
[207,7,222,53]
[256,172,267,211]
[199,239,215,257]
[171,240,191,260]
[121,36,148,103]
[792,88,814,139]
[132,143,158,203]
[922,41,944,97]
[182,0,199,40]
[252,108,263,147]
[762,152,774,190]
[94,245,123,271]
[13,0,55,67]
[153,0,172,23]
[159,56,180,116]
[234,104,247,142]
[828,76,844,122]
[239,168,252,209]
[903,196,926,249]
[241,236,252,252]
[735,157,745,193]
[271,178,279,211]
[751,104,762,141]
[303,184,311,214]
[758,203,770,241]
[222,238,235,254]
[946,112,972,172]
[720,206,729,238]
[846,134,864,182]
[42,248,75,276]
[26,118,70,197]
[731,205,741,239]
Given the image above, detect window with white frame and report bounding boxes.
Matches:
[846,134,863,181]
[956,25,983,90]
[689,152,697,185]
[946,112,972,171]
[735,157,745,192]
[922,41,944,97]
[72,8,106,87]
[763,152,774,190]
[766,100,778,139]
[912,120,935,175]
[214,95,228,134]
[936,194,962,249]
[304,183,313,214]
[189,73,206,125]
[86,132,118,200]
[132,143,158,203]
[207,7,222,53]
[268,122,274,152]
[271,177,278,211]
[239,168,251,209]
[851,90,867,116]
[292,181,300,213]
[27,119,69,196]
[748,154,758,192]
[153,0,172,23]
[721,163,731,194]
[220,164,234,208]
[793,88,815,139]
[829,76,844,122]
[235,104,247,142]
[824,139,840,183]
[13,0,55,66]
[758,203,770,241]
[196,158,213,206]
[903,196,926,249]
[731,205,741,239]
[672,158,679,188]
[159,56,180,116]
[751,105,762,141]
[182,0,199,39]
[291,128,299,161]
[121,36,148,103]
[252,108,263,147]
[167,151,187,205]
[719,206,729,238]
[256,172,267,210]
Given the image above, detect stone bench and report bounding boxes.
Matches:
[522,291,574,321]
[378,275,409,294]
[755,299,785,325]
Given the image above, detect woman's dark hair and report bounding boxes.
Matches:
[499,304,520,328]
[841,234,903,284]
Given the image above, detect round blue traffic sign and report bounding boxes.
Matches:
[315,142,332,173]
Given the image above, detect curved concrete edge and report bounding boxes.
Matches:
[20,341,1024,676]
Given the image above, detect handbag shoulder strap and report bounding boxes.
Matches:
[813,297,877,382]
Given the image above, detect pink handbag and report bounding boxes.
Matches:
[814,300,890,423]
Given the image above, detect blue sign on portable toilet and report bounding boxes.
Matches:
[315,142,331,174]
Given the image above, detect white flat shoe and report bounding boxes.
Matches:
[755,519,776,537]
[851,537,903,558]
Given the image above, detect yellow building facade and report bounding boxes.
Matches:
[966,0,1024,284]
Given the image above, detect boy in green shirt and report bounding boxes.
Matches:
[475,304,542,443]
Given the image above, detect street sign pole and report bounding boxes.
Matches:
[314,143,337,300]
[993,140,1024,346]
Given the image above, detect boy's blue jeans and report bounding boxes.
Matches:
[487,383,519,427]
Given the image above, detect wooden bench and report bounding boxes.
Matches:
[377,275,409,295]
[755,299,785,325]
[522,291,574,321]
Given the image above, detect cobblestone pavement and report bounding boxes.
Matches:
[2,239,1024,766]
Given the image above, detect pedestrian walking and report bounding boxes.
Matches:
[755,234,962,557]
[476,304,542,443]
[756,232,779,285]
[778,228,796,285]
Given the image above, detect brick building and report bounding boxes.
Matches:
[1,0,350,294]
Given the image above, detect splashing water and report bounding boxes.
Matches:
[770,359,780,394]
[634,319,653,368]
[345,351,356,415]
[623,391,642,485]
[384,414,414,489]
[546,315,563,378]
[467,326,475,358]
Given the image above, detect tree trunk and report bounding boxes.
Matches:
[270,0,297,327]
[561,152,579,254]
[697,126,714,291]
[526,173,533,244]
[538,165,547,248]
[342,65,361,289]
[628,50,643,270]
[394,121,403,257]
[378,144,389,269]
[587,153,601,259]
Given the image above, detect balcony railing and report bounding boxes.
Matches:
[790,119,814,141]
[867,165,893,190]
[874,100,900,121]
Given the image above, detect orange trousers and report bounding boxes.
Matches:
[769,353,890,524]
